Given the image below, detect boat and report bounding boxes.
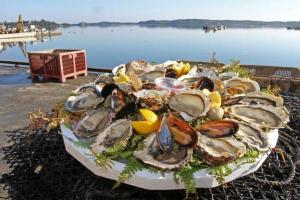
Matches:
[0,32,36,39]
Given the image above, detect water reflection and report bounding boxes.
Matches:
[0,35,57,57]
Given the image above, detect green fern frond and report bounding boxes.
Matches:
[235,148,260,167]
[223,59,251,78]
[113,158,144,189]
[208,164,233,185]
[94,153,113,170]
[129,135,144,150]
[173,164,200,197]
[104,140,128,158]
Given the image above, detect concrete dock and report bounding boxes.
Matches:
[0,66,95,197]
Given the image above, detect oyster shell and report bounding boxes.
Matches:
[134,89,169,111]
[125,60,153,75]
[239,92,283,107]
[94,74,114,94]
[73,109,112,138]
[195,133,246,166]
[224,77,260,95]
[234,120,270,151]
[112,64,126,76]
[111,89,126,113]
[134,134,193,170]
[140,69,165,82]
[74,83,95,94]
[168,90,211,121]
[219,72,239,81]
[227,104,289,129]
[197,119,239,138]
[65,92,103,113]
[91,119,132,154]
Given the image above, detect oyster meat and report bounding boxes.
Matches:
[234,120,270,151]
[168,90,211,121]
[140,69,165,82]
[65,92,103,113]
[239,92,283,107]
[195,133,246,166]
[92,119,132,154]
[74,109,112,138]
[224,77,260,95]
[134,89,169,111]
[227,104,289,129]
[134,134,193,170]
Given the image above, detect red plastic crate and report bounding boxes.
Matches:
[28,49,88,82]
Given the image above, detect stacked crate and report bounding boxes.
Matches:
[28,49,87,82]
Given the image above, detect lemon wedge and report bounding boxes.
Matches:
[209,91,221,108]
[113,72,130,83]
[131,120,159,135]
[131,109,159,135]
[181,63,190,75]
[139,109,157,123]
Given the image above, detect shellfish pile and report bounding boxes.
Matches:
[64,60,289,170]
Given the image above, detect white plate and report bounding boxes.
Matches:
[60,124,278,190]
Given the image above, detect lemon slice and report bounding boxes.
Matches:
[209,91,221,108]
[172,64,182,76]
[139,109,157,123]
[113,72,130,83]
[181,63,190,75]
[131,120,159,135]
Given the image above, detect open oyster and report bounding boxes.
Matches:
[73,109,112,138]
[134,89,169,111]
[239,92,283,107]
[195,133,246,166]
[73,83,95,94]
[234,120,270,151]
[65,92,103,113]
[134,134,193,170]
[92,119,132,154]
[227,104,289,129]
[224,77,260,95]
[140,69,165,82]
[168,90,211,121]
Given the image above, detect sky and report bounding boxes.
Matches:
[2,0,300,23]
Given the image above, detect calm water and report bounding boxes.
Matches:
[0,26,300,68]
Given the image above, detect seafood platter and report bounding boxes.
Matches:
[60,60,289,193]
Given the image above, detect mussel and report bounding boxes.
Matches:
[197,120,239,138]
[192,77,214,92]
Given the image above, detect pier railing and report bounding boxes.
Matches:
[1,59,299,93]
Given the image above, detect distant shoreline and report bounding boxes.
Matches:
[2,19,300,29]
[61,19,300,29]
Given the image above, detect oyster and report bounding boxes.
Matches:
[134,134,193,170]
[219,72,239,81]
[91,119,132,154]
[134,89,169,111]
[197,119,239,138]
[94,74,114,94]
[207,107,224,120]
[227,104,289,129]
[195,133,246,166]
[224,77,260,95]
[125,60,153,75]
[234,120,270,151]
[140,69,165,82]
[112,64,126,76]
[65,92,103,113]
[239,92,283,107]
[73,83,95,94]
[168,90,211,121]
[167,113,198,147]
[73,109,112,138]
[177,75,203,86]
